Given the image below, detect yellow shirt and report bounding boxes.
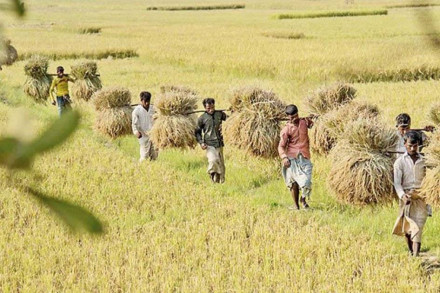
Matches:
[50,75,74,99]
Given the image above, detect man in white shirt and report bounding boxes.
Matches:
[392,131,429,257]
[132,91,157,162]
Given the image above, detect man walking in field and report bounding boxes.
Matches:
[49,66,75,117]
[132,91,158,162]
[394,113,434,154]
[392,131,430,257]
[278,104,314,210]
[195,98,227,183]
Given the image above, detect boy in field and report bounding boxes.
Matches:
[195,98,227,183]
[392,131,430,257]
[49,66,75,117]
[132,91,158,162]
[278,104,314,210]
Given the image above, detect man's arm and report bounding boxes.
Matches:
[195,116,205,147]
[49,78,57,102]
[393,160,405,199]
[221,111,227,121]
[131,108,141,138]
[68,76,76,83]
[304,117,314,129]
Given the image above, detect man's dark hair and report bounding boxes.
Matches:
[57,66,64,73]
[203,98,215,107]
[140,91,151,102]
[403,130,421,145]
[285,104,298,115]
[396,113,411,127]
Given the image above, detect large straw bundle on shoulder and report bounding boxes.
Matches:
[150,86,198,149]
[420,167,440,207]
[93,86,131,110]
[95,107,133,139]
[70,61,102,101]
[424,131,440,167]
[306,82,356,116]
[328,118,398,205]
[420,131,440,206]
[23,55,52,103]
[223,87,286,158]
[0,39,18,66]
[310,101,380,155]
[429,103,440,126]
[92,86,133,138]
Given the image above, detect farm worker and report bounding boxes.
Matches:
[392,131,431,257]
[278,104,314,210]
[132,91,158,162]
[195,98,227,183]
[395,113,434,154]
[49,66,75,117]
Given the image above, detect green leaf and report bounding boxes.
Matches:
[27,110,80,154]
[0,137,32,169]
[3,110,80,169]
[27,187,103,234]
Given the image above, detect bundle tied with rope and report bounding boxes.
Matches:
[223,87,286,158]
[93,86,132,139]
[23,55,52,103]
[150,86,199,149]
[306,83,357,155]
[70,61,102,101]
[328,118,398,205]
[420,131,440,206]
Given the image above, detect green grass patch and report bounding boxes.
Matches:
[261,32,305,39]
[339,65,440,83]
[146,4,245,11]
[275,9,388,19]
[18,49,138,61]
[386,3,440,9]
[78,27,102,34]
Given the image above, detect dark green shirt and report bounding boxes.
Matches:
[195,111,227,148]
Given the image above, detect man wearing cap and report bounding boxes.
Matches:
[49,66,75,117]
[278,104,314,210]
[392,131,430,257]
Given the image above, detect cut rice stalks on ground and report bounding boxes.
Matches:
[150,86,199,149]
[327,118,398,205]
[23,55,52,103]
[224,87,286,158]
[70,61,102,101]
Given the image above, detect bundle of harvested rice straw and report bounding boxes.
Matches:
[150,86,198,149]
[223,87,286,158]
[420,131,440,206]
[93,86,132,139]
[328,118,398,205]
[0,39,18,68]
[429,102,440,126]
[23,55,52,103]
[70,61,102,101]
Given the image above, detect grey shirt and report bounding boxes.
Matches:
[195,111,227,148]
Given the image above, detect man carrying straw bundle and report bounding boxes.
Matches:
[195,98,227,183]
[132,91,158,162]
[392,131,431,257]
[49,66,75,117]
[395,113,434,155]
[278,104,314,210]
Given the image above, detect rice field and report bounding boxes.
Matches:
[1,0,440,291]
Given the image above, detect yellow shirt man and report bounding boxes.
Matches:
[49,66,75,116]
